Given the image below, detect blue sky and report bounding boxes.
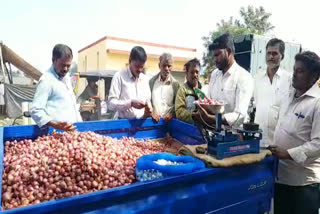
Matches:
[1,0,319,71]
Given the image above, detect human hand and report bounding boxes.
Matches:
[198,104,215,124]
[268,145,292,160]
[163,113,173,122]
[151,113,161,122]
[131,99,146,109]
[48,121,76,131]
[144,104,153,117]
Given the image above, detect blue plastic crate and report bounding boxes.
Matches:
[0,118,276,214]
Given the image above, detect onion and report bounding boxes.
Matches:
[2,131,176,210]
[2,191,12,202]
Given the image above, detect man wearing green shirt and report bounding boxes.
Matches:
[175,58,201,124]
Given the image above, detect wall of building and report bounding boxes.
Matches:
[77,36,197,100]
[79,36,197,73]
[78,40,107,73]
[105,52,128,71]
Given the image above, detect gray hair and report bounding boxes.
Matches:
[159,53,173,64]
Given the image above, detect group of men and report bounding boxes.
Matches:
[30,33,320,214]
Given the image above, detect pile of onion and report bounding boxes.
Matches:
[1,131,174,210]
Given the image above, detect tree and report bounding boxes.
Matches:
[202,5,274,73]
[240,6,274,34]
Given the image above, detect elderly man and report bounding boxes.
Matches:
[270,51,320,214]
[30,44,82,131]
[175,58,201,124]
[254,38,292,148]
[149,53,180,122]
[108,46,152,119]
[200,33,254,127]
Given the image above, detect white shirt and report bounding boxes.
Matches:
[0,83,4,105]
[208,62,254,127]
[274,83,320,186]
[254,68,292,147]
[108,68,151,119]
[151,75,174,116]
[30,66,82,128]
[202,84,209,97]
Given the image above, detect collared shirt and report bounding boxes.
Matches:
[274,83,320,186]
[175,83,197,124]
[208,62,254,127]
[151,75,174,116]
[254,68,292,147]
[30,66,82,128]
[108,67,151,119]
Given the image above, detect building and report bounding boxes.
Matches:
[78,36,197,80]
[77,36,197,101]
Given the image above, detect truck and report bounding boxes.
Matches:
[0,118,276,214]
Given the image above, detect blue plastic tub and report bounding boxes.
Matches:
[0,118,277,214]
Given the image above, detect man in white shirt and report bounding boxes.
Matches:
[200,33,254,127]
[31,44,82,131]
[254,38,292,148]
[108,46,152,119]
[269,51,320,214]
[149,53,180,122]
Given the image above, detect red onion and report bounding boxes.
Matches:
[2,131,177,210]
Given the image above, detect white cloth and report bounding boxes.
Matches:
[202,84,209,97]
[151,75,174,116]
[0,83,4,105]
[208,62,254,127]
[274,83,320,186]
[108,68,151,119]
[254,68,292,147]
[30,66,82,128]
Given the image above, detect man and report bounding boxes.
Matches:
[175,58,201,124]
[78,76,99,103]
[30,44,82,131]
[108,46,152,119]
[200,33,254,127]
[78,77,100,121]
[270,51,320,214]
[254,38,292,148]
[149,53,180,122]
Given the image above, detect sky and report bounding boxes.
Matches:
[1,0,319,71]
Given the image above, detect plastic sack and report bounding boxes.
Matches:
[136,153,205,181]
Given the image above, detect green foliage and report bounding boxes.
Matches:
[202,5,274,73]
[240,6,274,35]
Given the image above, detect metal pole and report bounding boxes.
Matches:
[0,42,7,83]
[215,113,222,132]
[4,63,12,84]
